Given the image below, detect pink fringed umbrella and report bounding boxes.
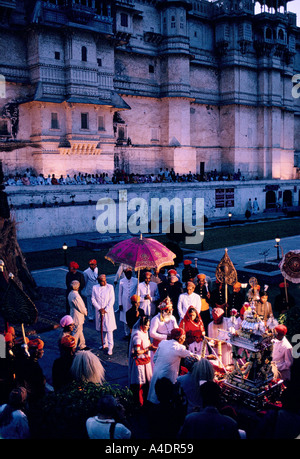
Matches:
[105,234,176,289]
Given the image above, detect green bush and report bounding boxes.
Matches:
[278,306,300,342]
[29,381,134,439]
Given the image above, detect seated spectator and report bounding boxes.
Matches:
[21,174,31,186]
[37,174,45,185]
[51,174,59,185]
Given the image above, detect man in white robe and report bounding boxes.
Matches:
[91,274,116,356]
[138,271,159,317]
[272,324,293,382]
[83,259,98,320]
[68,280,88,350]
[118,267,138,337]
[177,281,201,320]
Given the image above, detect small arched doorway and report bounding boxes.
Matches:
[265,190,276,209]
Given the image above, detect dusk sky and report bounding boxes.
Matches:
[287,0,300,25]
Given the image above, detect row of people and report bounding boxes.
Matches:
[3,166,244,188]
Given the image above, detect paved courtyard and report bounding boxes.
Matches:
[24,233,300,391]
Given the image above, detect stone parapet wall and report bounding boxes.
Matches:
[6,180,299,239]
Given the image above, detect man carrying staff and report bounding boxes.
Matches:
[91,274,116,356]
[68,280,88,351]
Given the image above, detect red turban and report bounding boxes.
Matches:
[89,259,97,265]
[170,328,185,341]
[183,260,192,265]
[275,325,287,337]
[69,261,79,269]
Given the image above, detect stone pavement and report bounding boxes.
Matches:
[27,232,300,393]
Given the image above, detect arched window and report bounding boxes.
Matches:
[81,46,87,62]
[278,29,284,41]
[266,28,272,40]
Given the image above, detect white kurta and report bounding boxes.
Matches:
[138,281,159,316]
[177,292,202,320]
[119,277,138,324]
[91,283,117,332]
[83,267,99,319]
[272,337,293,381]
[147,339,192,404]
[149,314,178,346]
[83,267,99,296]
[68,290,87,326]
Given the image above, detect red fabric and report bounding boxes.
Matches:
[179,306,205,344]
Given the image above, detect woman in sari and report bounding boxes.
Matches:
[179,306,205,347]
[128,316,156,407]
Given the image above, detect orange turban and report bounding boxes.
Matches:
[61,335,76,348]
[28,339,44,350]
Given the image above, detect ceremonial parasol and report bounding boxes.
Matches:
[105,234,176,290]
[215,248,238,314]
[279,250,300,284]
[277,248,300,305]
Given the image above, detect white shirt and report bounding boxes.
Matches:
[150,313,178,344]
[0,406,30,439]
[147,339,193,404]
[86,417,131,439]
[177,292,201,320]
[272,337,293,379]
[138,281,159,316]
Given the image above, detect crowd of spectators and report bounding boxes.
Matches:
[3,167,244,187]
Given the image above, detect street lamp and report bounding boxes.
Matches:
[200,230,204,251]
[228,212,232,228]
[275,236,281,261]
[62,242,68,266]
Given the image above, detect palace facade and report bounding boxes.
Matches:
[0,0,299,179]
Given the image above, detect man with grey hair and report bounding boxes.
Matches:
[68,280,88,350]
